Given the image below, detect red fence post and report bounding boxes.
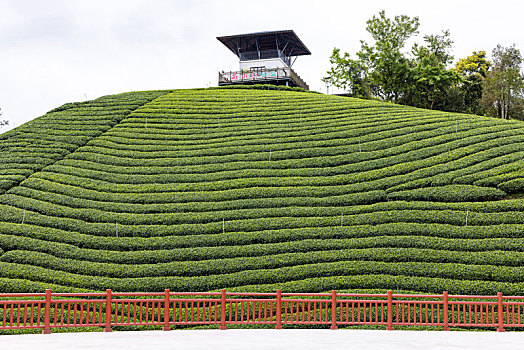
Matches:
[104,289,112,332]
[42,289,52,334]
[443,291,449,331]
[386,291,393,331]
[220,289,227,330]
[163,289,171,331]
[497,292,505,332]
[330,290,338,330]
[276,290,282,329]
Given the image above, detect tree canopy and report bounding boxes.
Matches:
[324,11,524,119]
[408,31,461,110]
[358,10,419,103]
[481,45,524,119]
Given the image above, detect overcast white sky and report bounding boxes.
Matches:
[1,0,523,132]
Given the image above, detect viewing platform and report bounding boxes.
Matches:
[218,66,309,90]
[217,30,311,90]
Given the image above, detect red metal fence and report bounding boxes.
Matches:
[1,289,523,333]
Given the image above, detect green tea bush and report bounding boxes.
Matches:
[498,178,524,194]
[387,185,507,202]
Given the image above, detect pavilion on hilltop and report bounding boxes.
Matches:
[217,30,311,90]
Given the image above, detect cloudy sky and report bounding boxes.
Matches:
[1,0,523,132]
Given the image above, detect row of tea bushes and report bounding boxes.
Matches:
[1,201,523,237]
[3,258,524,292]
[1,220,523,252]
[3,230,524,264]
[4,245,524,279]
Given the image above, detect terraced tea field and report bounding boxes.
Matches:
[0,86,523,294]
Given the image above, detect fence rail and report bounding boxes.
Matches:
[1,289,522,333]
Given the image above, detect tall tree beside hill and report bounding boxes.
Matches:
[322,49,370,99]
[405,31,462,110]
[481,45,524,120]
[357,10,419,103]
[323,10,419,103]
[446,51,491,115]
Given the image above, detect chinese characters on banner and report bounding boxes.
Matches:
[231,70,278,81]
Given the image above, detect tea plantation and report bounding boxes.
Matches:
[1,86,523,295]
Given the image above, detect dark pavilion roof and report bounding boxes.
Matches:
[217,30,311,58]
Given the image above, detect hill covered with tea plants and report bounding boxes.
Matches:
[0,86,523,294]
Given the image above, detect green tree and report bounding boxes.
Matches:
[408,31,462,110]
[322,48,370,98]
[481,45,524,119]
[323,10,419,103]
[455,51,490,77]
[358,10,420,103]
[448,51,492,114]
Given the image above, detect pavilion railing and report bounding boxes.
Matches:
[0,290,521,333]
[218,67,309,90]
